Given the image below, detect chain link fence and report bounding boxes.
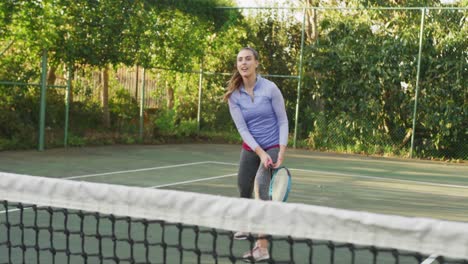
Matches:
[0,5,466,160]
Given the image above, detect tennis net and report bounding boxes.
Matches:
[1,172,468,264]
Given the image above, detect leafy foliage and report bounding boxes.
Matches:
[301,6,466,159]
[0,0,465,160]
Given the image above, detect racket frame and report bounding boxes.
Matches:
[268,166,292,202]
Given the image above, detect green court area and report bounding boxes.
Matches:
[1,144,467,263]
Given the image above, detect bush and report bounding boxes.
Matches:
[109,88,139,132]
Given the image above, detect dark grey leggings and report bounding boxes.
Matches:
[237,147,279,200]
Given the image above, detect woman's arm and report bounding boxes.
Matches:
[228,97,260,151]
[271,85,288,168]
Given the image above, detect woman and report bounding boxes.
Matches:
[224,47,289,261]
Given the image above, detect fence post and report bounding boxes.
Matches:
[197,62,203,135]
[139,68,146,142]
[410,8,426,158]
[64,65,72,147]
[38,49,48,151]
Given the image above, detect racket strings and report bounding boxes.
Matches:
[270,167,291,202]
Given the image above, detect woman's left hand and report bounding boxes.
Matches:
[273,145,286,168]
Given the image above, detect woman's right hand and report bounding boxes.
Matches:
[255,147,273,168]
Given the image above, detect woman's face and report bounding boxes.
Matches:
[237,49,259,79]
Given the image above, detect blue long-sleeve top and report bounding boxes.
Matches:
[228,75,289,151]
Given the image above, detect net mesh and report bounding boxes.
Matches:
[1,172,468,264]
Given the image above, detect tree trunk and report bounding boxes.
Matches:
[166,80,174,109]
[135,65,139,99]
[68,67,74,104]
[102,66,110,128]
[47,65,57,86]
[303,0,322,115]
[304,0,319,44]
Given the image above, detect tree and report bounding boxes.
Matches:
[301,0,320,44]
[301,0,467,158]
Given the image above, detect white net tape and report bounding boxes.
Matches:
[1,172,468,259]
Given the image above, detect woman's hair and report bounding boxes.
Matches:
[223,47,259,102]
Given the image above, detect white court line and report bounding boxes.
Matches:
[0,162,235,214]
[208,161,238,166]
[149,173,237,188]
[1,161,218,214]
[3,160,466,213]
[290,168,468,189]
[0,172,237,214]
[421,254,438,264]
[208,162,468,189]
[66,161,213,180]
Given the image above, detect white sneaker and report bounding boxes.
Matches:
[242,246,270,262]
[234,231,248,240]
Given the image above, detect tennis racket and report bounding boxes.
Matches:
[269,166,292,202]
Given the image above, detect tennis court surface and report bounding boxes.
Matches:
[1,144,467,263]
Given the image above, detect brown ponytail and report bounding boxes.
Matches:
[223,71,243,101]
